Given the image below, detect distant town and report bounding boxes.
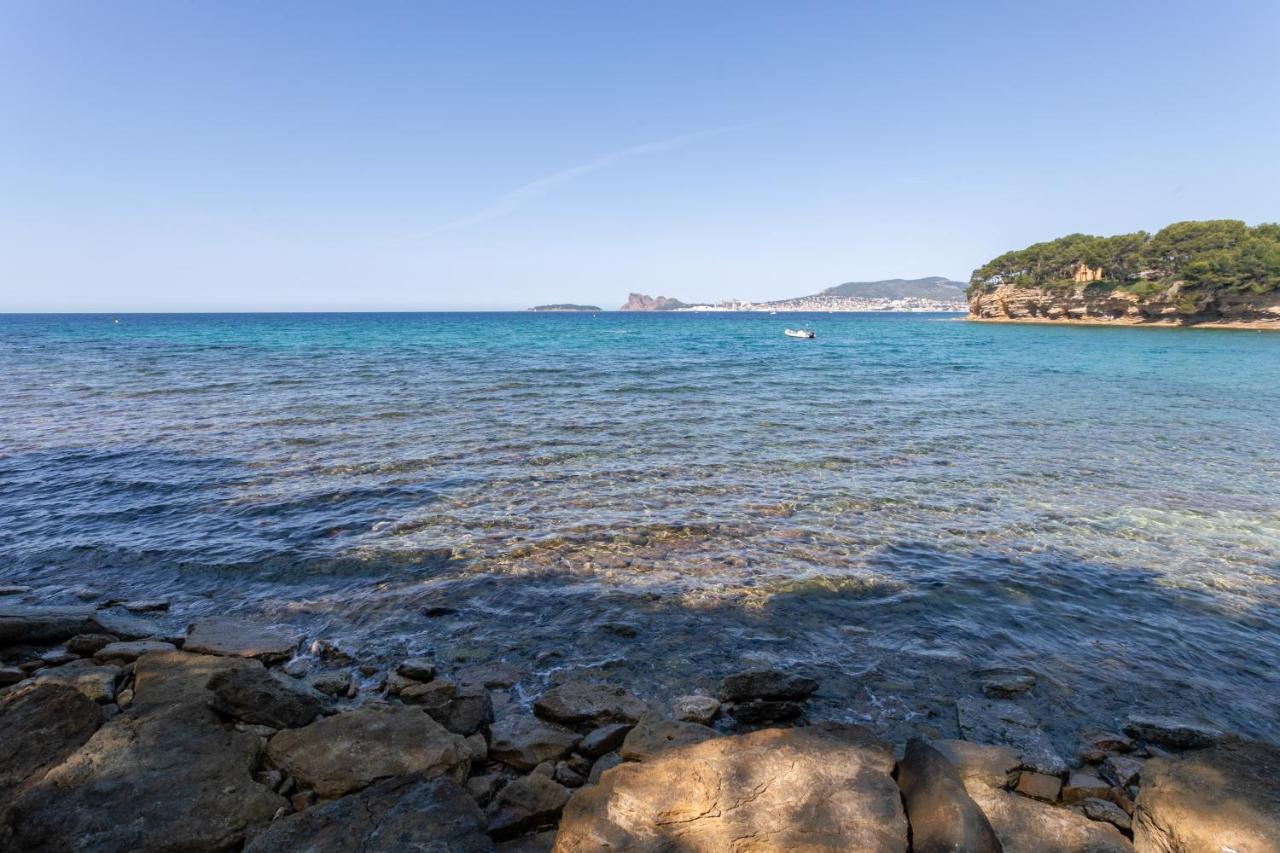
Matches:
[673,295,966,313]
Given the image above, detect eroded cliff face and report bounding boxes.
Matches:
[968,282,1280,328]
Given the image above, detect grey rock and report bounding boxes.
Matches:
[488,715,580,772]
[401,678,494,735]
[122,599,170,613]
[309,669,352,697]
[208,663,327,729]
[979,667,1037,698]
[1062,769,1114,804]
[245,774,495,853]
[465,731,488,762]
[533,680,648,727]
[496,830,556,853]
[588,752,622,784]
[266,705,470,798]
[1102,754,1145,788]
[896,738,1002,853]
[719,668,818,702]
[65,633,119,656]
[467,771,506,806]
[32,658,119,703]
[620,714,719,762]
[0,605,100,647]
[1083,797,1132,831]
[485,773,570,840]
[455,661,521,689]
[931,739,1021,790]
[577,722,633,758]
[397,657,437,682]
[556,724,906,852]
[1134,739,1280,853]
[956,697,1068,776]
[0,683,101,805]
[554,760,587,787]
[0,667,23,685]
[672,693,720,724]
[93,639,177,664]
[1123,714,1224,750]
[184,617,301,664]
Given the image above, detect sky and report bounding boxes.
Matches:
[1,1,1278,311]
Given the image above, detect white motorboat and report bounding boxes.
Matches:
[784,328,815,339]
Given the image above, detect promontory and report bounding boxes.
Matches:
[967,220,1280,328]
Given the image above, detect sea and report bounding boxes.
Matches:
[2,311,1278,746]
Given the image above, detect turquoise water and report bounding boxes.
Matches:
[2,312,1278,744]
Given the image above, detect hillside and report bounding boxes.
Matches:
[819,277,966,301]
[968,220,1280,327]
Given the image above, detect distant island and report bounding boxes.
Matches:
[616,278,967,312]
[529,304,601,312]
[968,220,1280,328]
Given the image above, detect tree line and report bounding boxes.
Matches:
[969,220,1280,296]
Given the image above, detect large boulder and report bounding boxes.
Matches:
[266,705,470,798]
[207,663,326,729]
[553,723,907,852]
[719,669,818,702]
[534,681,648,728]
[184,617,301,664]
[955,697,1067,776]
[245,774,494,853]
[2,693,286,850]
[964,784,1130,853]
[489,715,581,772]
[0,684,101,806]
[896,738,1002,853]
[1134,739,1280,853]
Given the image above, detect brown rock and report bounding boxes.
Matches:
[1062,769,1113,804]
[489,715,581,772]
[266,705,470,798]
[65,633,119,656]
[896,738,1002,853]
[1083,797,1132,832]
[183,617,301,664]
[533,680,647,728]
[620,714,718,761]
[486,774,571,840]
[931,739,1021,790]
[0,684,101,804]
[554,724,907,852]
[131,650,259,710]
[245,774,495,853]
[965,782,1131,853]
[671,694,720,724]
[93,639,177,664]
[32,658,118,703]
[1016,771,1063,802]
[1102,754,1144,788]
[207,662,327,729]
[400,678,494,735]
[1134,739,1280,853]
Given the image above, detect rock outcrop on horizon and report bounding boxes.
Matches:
[619,293,691,311]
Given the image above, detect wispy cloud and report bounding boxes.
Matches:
[417,120,767,238]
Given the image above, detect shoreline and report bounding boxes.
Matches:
[966,315,1280,331]
[3,601,1277,851]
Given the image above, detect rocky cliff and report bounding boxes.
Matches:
[619,293,689,311]
[968,281,1280,328]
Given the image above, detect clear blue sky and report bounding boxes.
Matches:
[2,1,1278,310]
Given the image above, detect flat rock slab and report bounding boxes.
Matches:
[32,658,119,704]
[245,774,494,853]
[553,723,907,852]
[0,605,100,647]
[3,700,285,851]
[0,684,101,805]
[965,783,1131,853]
[489,715,581,772]
[534,680,648,727]
[184,617,301,663]
[93,639,177,664]
[1134,739,1280,853]
[1123,714,1224,750]
[956,696,1067,775]
[267,705,469,798]
[208,663,327,729]
[131,650,259,711]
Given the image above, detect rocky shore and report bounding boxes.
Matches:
[2,598,1278,852]
[967,281,1280,329]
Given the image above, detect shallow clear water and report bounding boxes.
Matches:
[2,312,1278,745]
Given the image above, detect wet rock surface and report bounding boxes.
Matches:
[956,696,1068,775]
[718,668,818,702]
[267,705,470,798]
[245,774,495,853]
[184,617,301,663]
[554,723,907,852]
[1122,715,1224,750]
[207,662,327,729]
[533,680,648,727]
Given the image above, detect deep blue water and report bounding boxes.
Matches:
[2,311,1278,744]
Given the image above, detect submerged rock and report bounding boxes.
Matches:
[956,697,1067,776]
[978,666,1037,698]
[719,668,818,702]
[397,657,437,683]
[533,680,648,728]
[1122,714,1224,750]
[245,774,494,853]
[896,738,1002,853]
[1134,739,1280,853]
[207,662,327,729]
[728,698,804,724]
[183,617,301,664]
[555,723,907,852]
[671,694,720,725]
[266,705,470,798]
